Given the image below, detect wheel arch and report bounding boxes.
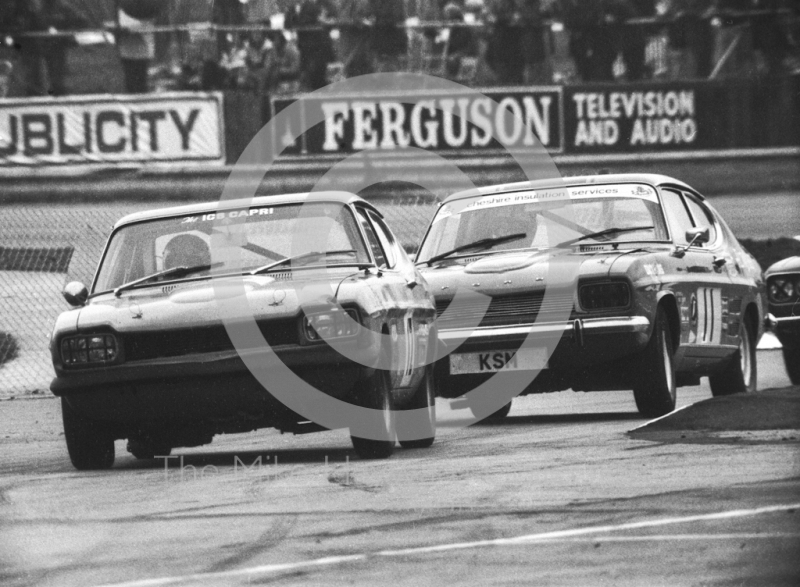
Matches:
[655,293,681,351]
[742,302,760,343]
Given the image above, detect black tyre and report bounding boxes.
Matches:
[61,397,115,470]
[398,365,436,449]
[127,438,172,460]
[781,344,800,385]
[633,307,677,418]
[470,400,512,423]
[350,364,395,460]
[710,317,757,396]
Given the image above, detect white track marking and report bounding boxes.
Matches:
[523,533,800,543]
[93,503,800,587]
[628,401,696,431]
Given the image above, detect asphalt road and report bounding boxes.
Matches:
[1,349,798,587]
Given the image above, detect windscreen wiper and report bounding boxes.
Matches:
[250,249,358,275]
[418,233,527,266]
[555,226,654,248]
[113,264,219,297]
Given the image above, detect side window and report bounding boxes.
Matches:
[355,208,388,267]
[683,194,717,245]
[659,188,694,245]
[367,211,399,269]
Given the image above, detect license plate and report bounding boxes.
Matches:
[449,348,547,375]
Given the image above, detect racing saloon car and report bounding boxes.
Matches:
[765,255,800,384]
[416,174,766,421]
[51,193,437,469]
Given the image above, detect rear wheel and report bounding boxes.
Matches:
[781,344,800,385]
[633,307,677,418]
[398,365,436,449]
[710,317,757,396]
[62,397,115,470]
[127,438,172,460]
[350,365,395,460]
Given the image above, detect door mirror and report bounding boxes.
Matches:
[684,227,710,246]
[62,281,89,307]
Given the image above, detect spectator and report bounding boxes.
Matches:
[486,0,525,84]
[264,32,301,95]
[519,0,549,83]
[369,0,408,73]
[563,0,603,81]
[667,0,715,78]
[117,10,155,94]
[244,28,273,92]
[338,0,375,78]
[0,60,12,98]
[440,2,479,79]
[749,0,792,76]
[287,0,337,90]
[615,0,650,81]
[16,0,89,96]
[219,34,248,88]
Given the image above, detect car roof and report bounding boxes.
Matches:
[442,173,699,204]
[114,192,378,229]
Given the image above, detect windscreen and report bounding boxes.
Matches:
[94,202,370,293]
[417,184,669,263]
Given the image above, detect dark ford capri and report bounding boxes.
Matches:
[416,174,766,421]
[765,256,800,384]
[51,194,437,469]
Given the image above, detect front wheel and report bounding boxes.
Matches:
[62,397,115,470]
[710,317,757,396]
[397,365,436,449]
[470,400,512,423]
[350,365,395,460]
[781,344,800,385]
[633,307,677,418]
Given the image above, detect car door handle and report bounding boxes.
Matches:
[713,257,727,268]
[406,279,418,289]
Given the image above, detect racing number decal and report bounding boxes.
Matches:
[696,287,722,344]
[400,313,417,388]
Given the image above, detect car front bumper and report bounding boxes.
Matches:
[765,312,800,346]
[435,315,652,396]
[51,341,373,425]
[438,315,650,349]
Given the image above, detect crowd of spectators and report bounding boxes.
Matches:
[0,0,798,99]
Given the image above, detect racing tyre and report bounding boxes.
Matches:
[710,317,757,396]
[127,438,172,460]
[398,365,436,449]
[62,397,115,470]
[470,400,512,423]
[633,307,676,418]
[350,364,395,459]
[781,345,800,385]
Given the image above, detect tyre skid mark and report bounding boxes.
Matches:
[92,502,800,587]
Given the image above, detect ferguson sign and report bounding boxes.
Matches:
[0,93,225,166]
[272,88,564,154]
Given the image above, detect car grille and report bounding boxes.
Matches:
[435,291,575,329]
[124,319,299,362]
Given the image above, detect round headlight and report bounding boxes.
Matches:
[770,278,793,302]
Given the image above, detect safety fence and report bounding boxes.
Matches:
[0,193,437,397]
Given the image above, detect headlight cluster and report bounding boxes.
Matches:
[60,334,118,365]
[302,309,360,342]
[768,275,800,304]
[579,282,630,311]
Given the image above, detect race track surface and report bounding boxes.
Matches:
[1,350,798,587]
